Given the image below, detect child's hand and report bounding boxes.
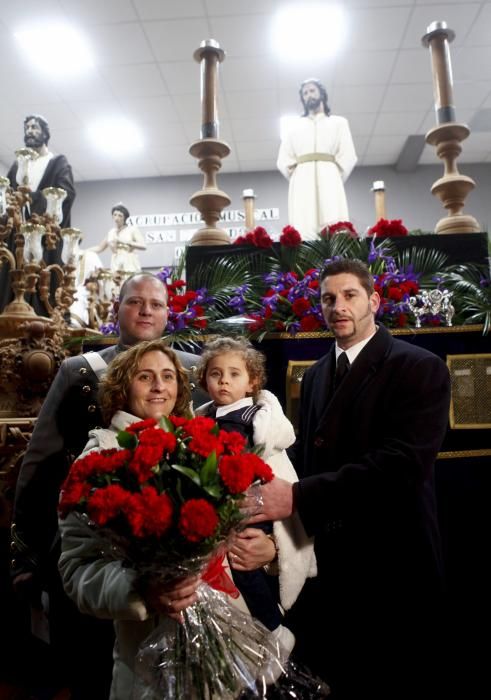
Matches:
[228,528,276,571]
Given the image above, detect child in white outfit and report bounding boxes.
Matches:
[196,337,317,655]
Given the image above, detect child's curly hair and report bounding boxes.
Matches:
[197,336,266,400]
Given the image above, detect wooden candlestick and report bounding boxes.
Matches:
[422,21,456,125]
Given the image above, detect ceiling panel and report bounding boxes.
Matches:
[136,0,206,21]
[59,0,138,24]
[143,18,211,62]
[99,64,168,99]
[88,23,155,65]
[381,84,434,112]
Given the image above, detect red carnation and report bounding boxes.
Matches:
[168,279,186,290]
[241,453,274,484]
[126,418,158,433]
[123,487,173,538]
[280,225,302,247]
[129,445,161,483]
[218,455,255,494]
[300,315,323,332]
[86,484,129,526]
[188,432,224,459]
[58,481,91,518]
[253,226,274,249]
[367,218,408,238]
[322,221,358,238]
[248,316,265,332]
[400,280,419,296]
[292,298,311,316]
[388,286,404,302]
[218,430,247,456]
[184,416,216,436]
[179,499,219,542]
[169,415,189,429]
[139,428,177,455]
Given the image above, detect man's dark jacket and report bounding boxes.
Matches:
[288,324,451,697]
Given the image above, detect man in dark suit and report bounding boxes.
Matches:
[10,271,206,699]
[248,259,451,699]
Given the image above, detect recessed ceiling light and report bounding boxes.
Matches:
[14,23,94,77]
[272,4,347,62]
[87,118,144,157]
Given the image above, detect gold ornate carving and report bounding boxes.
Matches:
[0,319,66,418]
[437,449,491,459]
[447,354,491,429]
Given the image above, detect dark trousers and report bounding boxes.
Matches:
[230,522,282,631]
[46,555,114,699]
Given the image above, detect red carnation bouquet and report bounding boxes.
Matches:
[59,415,318,698]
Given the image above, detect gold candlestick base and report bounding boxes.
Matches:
[189,139,231,246]
[0,309,53,339]
[426,122,481,234]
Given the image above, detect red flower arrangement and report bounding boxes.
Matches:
[367,218,408,237]
[59,415,273,550]
[374,271,420,328]
[244,268,324,336]
[234,225,274,248]
[234,224,304,248]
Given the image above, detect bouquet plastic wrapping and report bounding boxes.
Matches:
[59,415,330,699]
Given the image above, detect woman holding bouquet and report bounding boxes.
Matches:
[58,339,316,700]
[58,340,201,699]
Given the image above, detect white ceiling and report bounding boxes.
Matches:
[1,0,490,182]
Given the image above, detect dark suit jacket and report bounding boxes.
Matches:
[295,324,450,583]
[11,344,206,580]
[288,325,451,694]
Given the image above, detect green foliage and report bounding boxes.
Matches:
[440,264,491,334]
[184,237,491,335]
[395,246,449,286]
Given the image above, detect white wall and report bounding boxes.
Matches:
[71,163,491,270]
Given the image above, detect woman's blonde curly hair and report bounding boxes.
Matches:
[99,339,192,425]
[197,336,266,400]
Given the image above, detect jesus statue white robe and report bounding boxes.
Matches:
[277,113,357,240]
